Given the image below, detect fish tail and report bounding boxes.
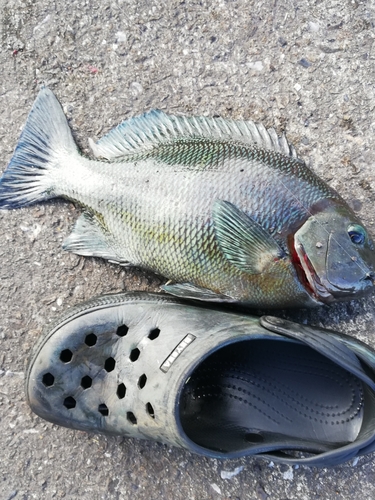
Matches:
[0,88,78,209]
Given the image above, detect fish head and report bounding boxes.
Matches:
[293,203,375,303]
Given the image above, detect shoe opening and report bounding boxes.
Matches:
[179,339,364,455]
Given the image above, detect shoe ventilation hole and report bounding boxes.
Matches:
[245,432,264,444]
[127,411,137,425]
[60,349,73,363]
[148,328,160,340]
[116,324,129,337]
[42,373,55,387]
[63,396,76,409]
[138,374,147,389]
[104,357,116,372]
[85,333,97,347]
[146,403,155,419]
[98,403,109,416]
[117,383,126,399]
[81,375,92,389]
[130,348,140,362]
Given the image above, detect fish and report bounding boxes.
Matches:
[0,87,374,308]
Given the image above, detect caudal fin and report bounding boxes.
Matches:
[0,88,78,208]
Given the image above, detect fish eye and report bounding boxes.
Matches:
[348,224,366,245]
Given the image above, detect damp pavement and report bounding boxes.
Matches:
[2,1,375,499]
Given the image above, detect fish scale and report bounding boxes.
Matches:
[0,88,374,308]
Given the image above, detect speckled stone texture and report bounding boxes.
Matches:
[1,0,375,499]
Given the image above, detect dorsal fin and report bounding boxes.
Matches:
[89,110,299,161]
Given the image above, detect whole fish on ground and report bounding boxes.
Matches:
[0,88,374,308]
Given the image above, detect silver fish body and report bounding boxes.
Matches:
[0,88,374,308]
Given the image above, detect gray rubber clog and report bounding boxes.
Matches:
[26,292,375,467]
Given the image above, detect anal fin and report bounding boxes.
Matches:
[161,282,235,302]
[62,211,127,264]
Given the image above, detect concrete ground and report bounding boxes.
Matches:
[1,0,375,498]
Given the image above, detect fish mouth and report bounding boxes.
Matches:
[293,241,333,303]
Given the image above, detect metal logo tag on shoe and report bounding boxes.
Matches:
[160,334,196,373]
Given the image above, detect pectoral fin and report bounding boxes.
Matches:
[63,211,127,264]
[161,282,235,302]
[212,200,285,274]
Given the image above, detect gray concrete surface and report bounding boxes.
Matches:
[1,0,375,498]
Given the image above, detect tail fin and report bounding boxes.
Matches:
[0,88,78,208]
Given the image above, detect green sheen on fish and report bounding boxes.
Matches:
[1,88,374,308]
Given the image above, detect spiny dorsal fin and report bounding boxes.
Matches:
[89,110,299,161]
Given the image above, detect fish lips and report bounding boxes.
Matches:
[324,231,375,298]
[294,233,375,303]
